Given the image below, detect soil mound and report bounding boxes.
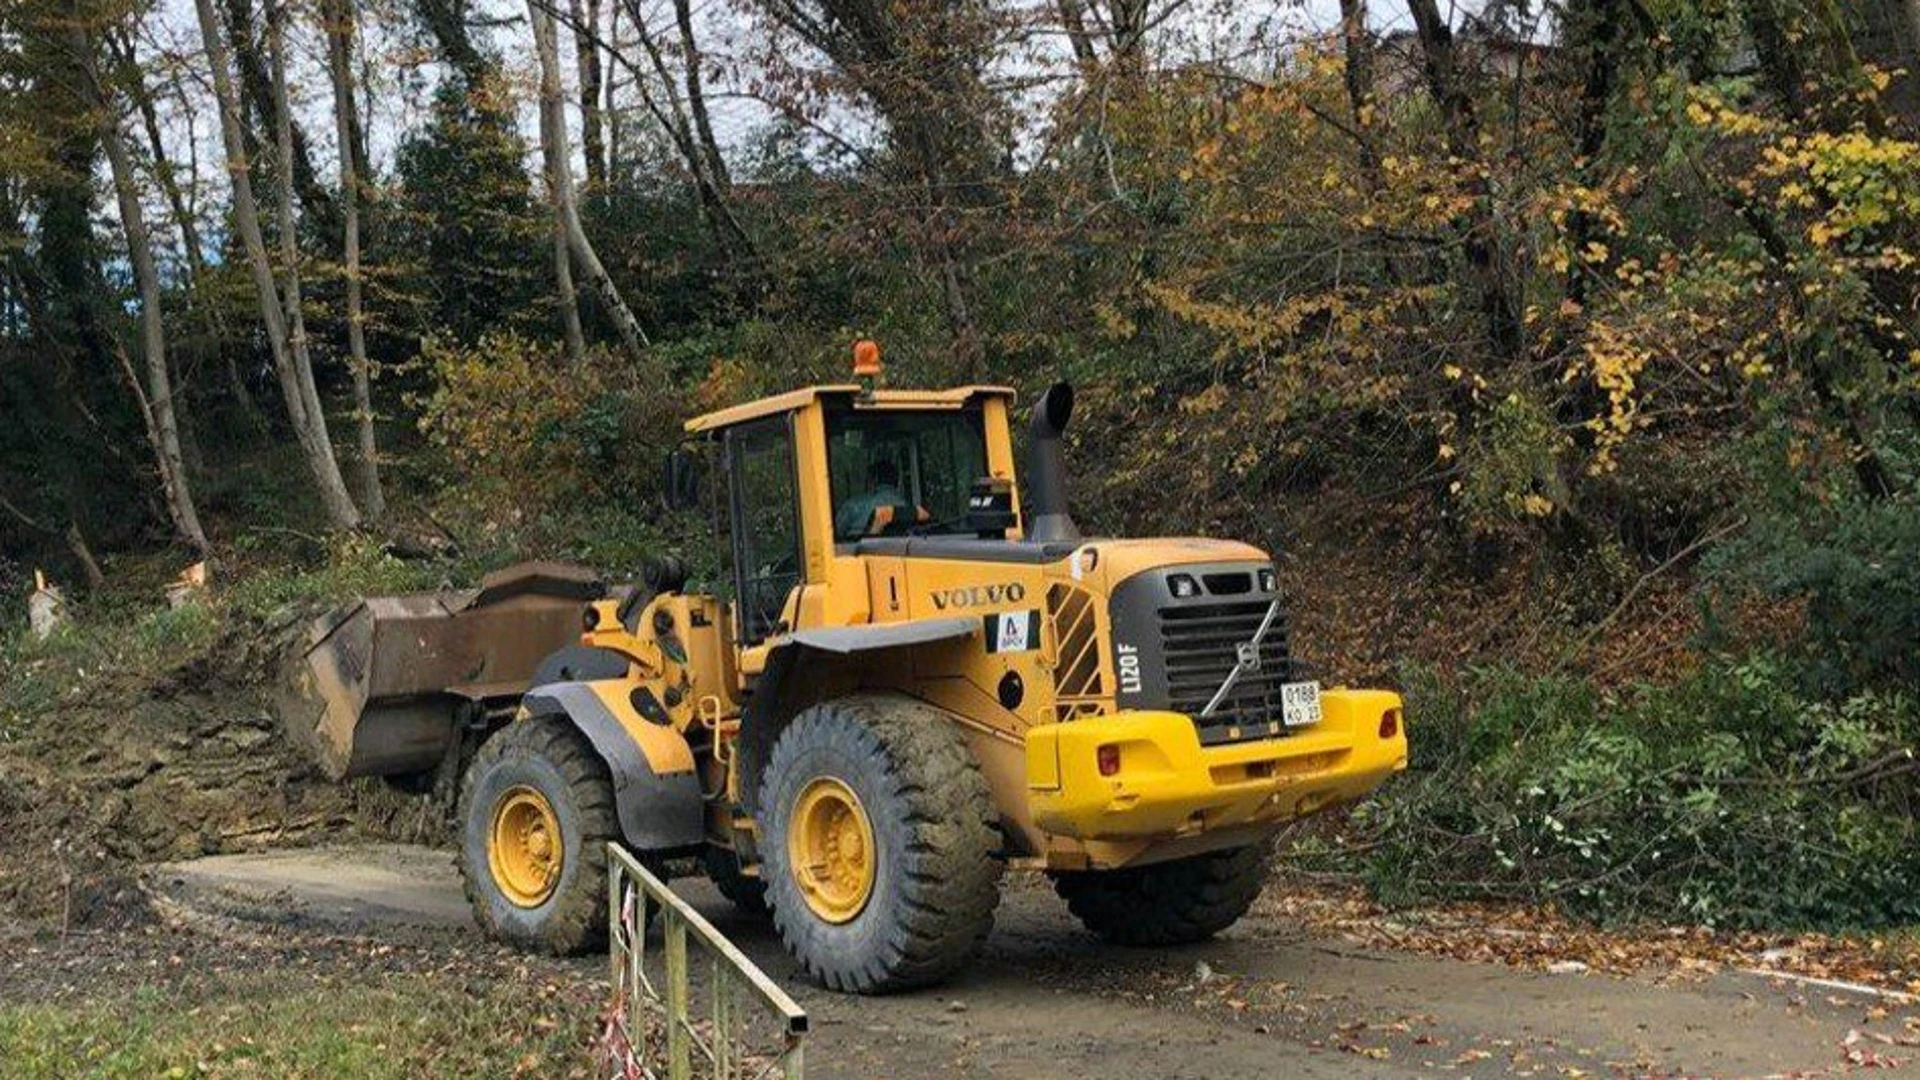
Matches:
[0,608,438,928]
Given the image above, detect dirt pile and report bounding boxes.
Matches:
[0,607,438,928]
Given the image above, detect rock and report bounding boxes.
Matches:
[946,1000,969,1013]
[1195,960,1216,984]
[222,727,273,751]
[1547,960,1590,975]
[28,571,66,640]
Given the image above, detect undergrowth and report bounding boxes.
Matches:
[1312,657,1920,930]
[0,536,471,741]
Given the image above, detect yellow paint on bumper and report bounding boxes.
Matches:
[1024,689,1407,841]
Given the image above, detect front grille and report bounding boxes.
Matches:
[1159,600,1295,744]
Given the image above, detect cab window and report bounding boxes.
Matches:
[726,418,799,643]
[826,405,988,543]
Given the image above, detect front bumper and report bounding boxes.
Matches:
[1024,689,1407,841]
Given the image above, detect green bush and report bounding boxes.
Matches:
[1711,488,1920,692]
[1333,657,1920,929]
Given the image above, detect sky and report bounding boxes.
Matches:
[125,0,1498,249]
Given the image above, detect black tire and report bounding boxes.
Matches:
[458,719,617,955]
[758,694,1002,993]
[704,846,769,915]
[1052,845,1267,946]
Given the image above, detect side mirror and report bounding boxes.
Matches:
[663,449,701,512]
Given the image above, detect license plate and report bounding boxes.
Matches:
[1281,681,1322,728]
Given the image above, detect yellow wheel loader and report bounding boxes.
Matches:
[280,346,1407,993]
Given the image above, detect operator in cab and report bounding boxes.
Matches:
[835,458,908,538]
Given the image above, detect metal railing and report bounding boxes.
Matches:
[604,844,808,1080]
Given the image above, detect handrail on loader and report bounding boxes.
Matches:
[605,844,809,1080]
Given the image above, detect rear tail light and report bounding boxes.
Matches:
[1379,709,1401,739]
[1097,744,1121,776]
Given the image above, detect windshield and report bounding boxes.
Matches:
[826,405,989,542]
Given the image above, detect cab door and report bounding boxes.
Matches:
[725,416,802,645]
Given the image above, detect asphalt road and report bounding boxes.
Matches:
[151,844,1912,1079]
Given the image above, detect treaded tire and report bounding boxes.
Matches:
[704,846,769,916]
[1052,845,1266,946]
[758,693,1003,993]
[458,719,617,955]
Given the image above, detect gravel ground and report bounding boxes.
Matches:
[8,845,1916,1079]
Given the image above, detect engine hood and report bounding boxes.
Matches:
[1062,538,1270,592]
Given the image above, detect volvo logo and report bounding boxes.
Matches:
[929,582,1027,610]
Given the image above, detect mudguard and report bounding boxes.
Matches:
[519,680,705,853]
[738,616,981,812]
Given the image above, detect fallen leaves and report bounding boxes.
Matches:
[1258,878,1920,998]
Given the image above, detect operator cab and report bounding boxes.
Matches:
[672,344,1035,649]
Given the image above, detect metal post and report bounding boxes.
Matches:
[666,911,690,1080]
[607,862,622,986]
[603,844,805,1079]
[712,954,731,1080]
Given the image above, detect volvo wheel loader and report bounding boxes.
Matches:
[280,344,1408,994]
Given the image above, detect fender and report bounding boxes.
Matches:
[738,616,979,812]
[783,616,976,655]
[519,680,705,853]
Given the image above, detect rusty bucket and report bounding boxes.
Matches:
[277,562,606,780]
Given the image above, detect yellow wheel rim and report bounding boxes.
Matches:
[488,785,564,908]
[787,777,876,924]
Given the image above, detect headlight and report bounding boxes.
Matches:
[1258,566,1276,593]
[1169,573,1199,598]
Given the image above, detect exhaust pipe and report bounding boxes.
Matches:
[1026,382,1080,543]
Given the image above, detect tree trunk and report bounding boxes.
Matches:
[267,0,345,492]
[1107,0,1150,81]
[269,5,322,429]
[78,26,210,556]
[571,0,607,190]
[1406,0,1525,365]
[115,30,259,422]
[533,0,590,364]
[1338,0,1373,128]
[552,212,588,364]
[938,241,983,378]
[1056,0,1100,69]
[221,0,336,230]
[531,0,650,359]
[193,0,362,529]
[1562,0,1625,312]
[623,0,755,259]
[415,0,492,87]
[117,34,206,277]
[324,0,386,519]
[672,0,731,196]
[65,522,107,592]
[607,0,624,175]
[1335,0,1414,298]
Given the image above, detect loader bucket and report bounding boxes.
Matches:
[277,561,607,780]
